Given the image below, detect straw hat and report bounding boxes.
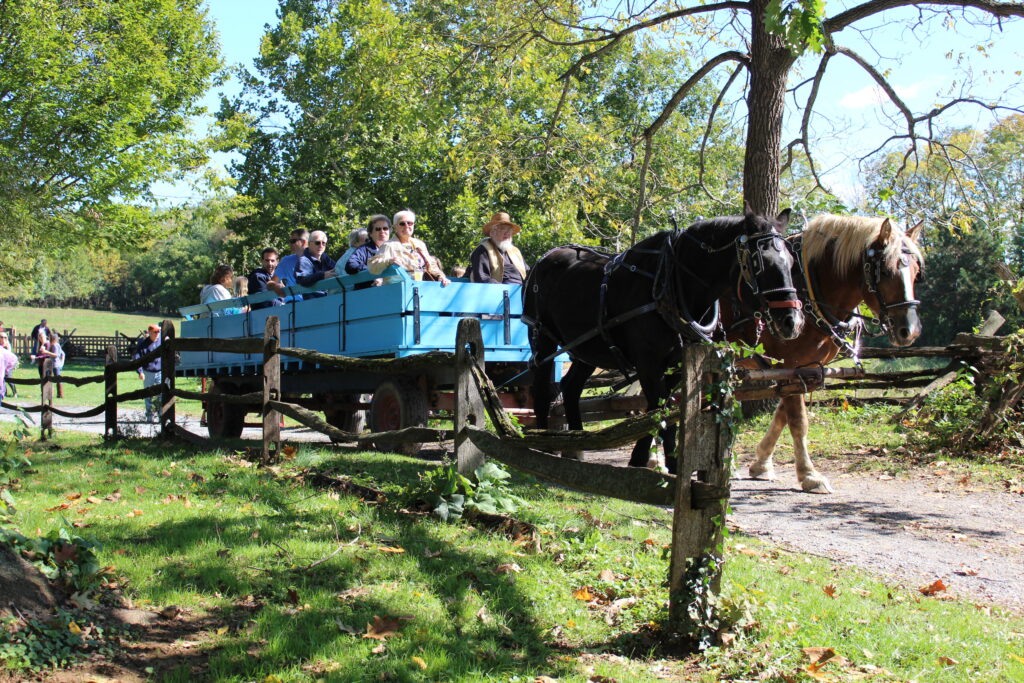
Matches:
[482,212,521,236]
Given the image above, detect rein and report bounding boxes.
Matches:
[519,225,798,384]
[790,235,921,359]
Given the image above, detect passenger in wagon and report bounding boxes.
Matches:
[273,228,309,302]
[247,247,285,309]
[368,240,424,285]
[337,227,369,272]
[387,209,450,286]
[345,215,392,287]
[469,212,528,285]
[200,264,244,316]
[295,230,338,298]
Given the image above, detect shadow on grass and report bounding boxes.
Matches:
[29,436,655,680]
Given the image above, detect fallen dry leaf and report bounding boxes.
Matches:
[371,642,386,655]
[336,586,370,601]
[823,584,837,598]
[86,496,102,505]
[573,586,596,602]
[159,605,181,620]
[65,493,82,501]
[377,546,405,554]
[411,656,427,670]
[937,656,959,666]
[53,543,80,564]
[495,563,523,574]
[45,502,72,512]
[363,615,413,640]
[597,569,615,582]
[335,620,360,634]
[919,579,947,596]
[802,647,836,665]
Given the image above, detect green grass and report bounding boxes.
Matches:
[0,304,178,338]
[4,426,1023,681]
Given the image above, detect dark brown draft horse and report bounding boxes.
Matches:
[524,210,805,473]
[724,214,925,493]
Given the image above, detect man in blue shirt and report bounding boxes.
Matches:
[295,230,338,298]
[247,247,285,309]
[275,228,308,302]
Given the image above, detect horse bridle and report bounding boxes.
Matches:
[862,245,923,336]
[732,232,802,337]
[795,236,922,355]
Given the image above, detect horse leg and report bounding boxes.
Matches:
[749,399,788,481]
[659,371,682,474]
[628,364,668,470]
[530,336,558,430]
[559,360,595,460]
[784,395,833,494]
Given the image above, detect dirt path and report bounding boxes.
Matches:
[582,445,1024,612]
[4,404,1023,611]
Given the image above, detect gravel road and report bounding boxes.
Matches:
[4,404,1022,611]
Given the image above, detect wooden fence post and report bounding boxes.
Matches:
[668,345,732,640]
[40,358,53,441]
[160,320,176,438]
[104,345,118,440]
[262,316,281,465]
[455,318,487,476]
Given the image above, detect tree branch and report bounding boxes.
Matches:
[826,0,1024,34]
[631,50,749,242]
[547,2,749,81]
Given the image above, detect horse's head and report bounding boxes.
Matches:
[737,208,804,340]
[863,218,924,346]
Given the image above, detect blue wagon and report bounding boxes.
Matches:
[177,267,561,449]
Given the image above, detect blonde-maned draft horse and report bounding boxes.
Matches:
[723,214,925,493]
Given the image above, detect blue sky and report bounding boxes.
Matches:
[153,0,1023,207]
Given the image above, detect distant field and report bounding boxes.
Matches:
[0,305,180,337]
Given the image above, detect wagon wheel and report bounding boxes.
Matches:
[369,380,427,455]
[323,393,369,443]
[206,383,245,439]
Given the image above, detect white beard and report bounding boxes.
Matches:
[493,237,513,252]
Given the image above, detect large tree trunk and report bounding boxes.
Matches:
[743,0,797,216]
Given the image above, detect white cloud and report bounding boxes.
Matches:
[839,82,925,109]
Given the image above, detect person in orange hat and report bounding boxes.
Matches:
[469,212,529,285]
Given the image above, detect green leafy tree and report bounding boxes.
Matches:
[0,0,222,284]
[865,116,1024,344]
[222,0,744,267]
[497,0,1023,226]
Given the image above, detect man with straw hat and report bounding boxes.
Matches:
[469,212,529,285]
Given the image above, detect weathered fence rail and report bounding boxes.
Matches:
[4,311,1015,644]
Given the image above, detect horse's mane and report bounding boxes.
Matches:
[801,214,923,277]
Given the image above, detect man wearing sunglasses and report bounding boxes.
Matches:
[295,229,338,298]
[273,228,309,302]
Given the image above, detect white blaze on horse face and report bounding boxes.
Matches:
[899,261,915,302]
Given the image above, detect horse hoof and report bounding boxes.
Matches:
[561,450,584,461]
[801,475,833,494]
[748,462,776,481]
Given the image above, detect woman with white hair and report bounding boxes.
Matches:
[386,209,449,286]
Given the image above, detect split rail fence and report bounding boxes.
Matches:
[1,316,734,637]
[2,311,1014,638]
